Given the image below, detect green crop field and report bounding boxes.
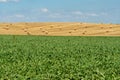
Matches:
[0,35,120,80]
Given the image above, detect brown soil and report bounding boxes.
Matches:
[0,22,120,36]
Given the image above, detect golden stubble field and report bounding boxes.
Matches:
[0,22,120,36]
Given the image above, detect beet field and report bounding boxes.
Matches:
[0,35,120,80]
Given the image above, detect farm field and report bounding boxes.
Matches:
[0,22,120,36]
[0,36,120,79]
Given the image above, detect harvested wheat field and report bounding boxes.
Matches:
[0,22,120,36]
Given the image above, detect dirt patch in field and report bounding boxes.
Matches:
[0,22,120,36]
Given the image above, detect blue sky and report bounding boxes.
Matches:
[0,0,120,23]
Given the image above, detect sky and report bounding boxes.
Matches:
[0,0,120,23]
